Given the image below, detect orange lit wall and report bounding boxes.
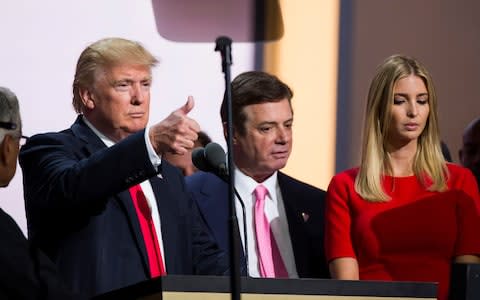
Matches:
[263,0,340,189]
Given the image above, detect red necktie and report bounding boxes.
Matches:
[129,184,166,277]
[254,185,288,278]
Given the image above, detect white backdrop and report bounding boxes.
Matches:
[0,0,255,234]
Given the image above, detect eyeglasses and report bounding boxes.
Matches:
[0,121,29,146]
[0,121,17,130]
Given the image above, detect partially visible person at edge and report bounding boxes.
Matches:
[459,117,480,188]
[440,140,452,162]
[324,54,480,300]
[186,71,329,279]
[164,130,212,176]
[0,87,84,299]
[19,37,228,298]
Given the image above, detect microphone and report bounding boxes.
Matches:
[204,142,228,178]
[192,142,228,180]
[192,147,210,172]
[191,142,249,275]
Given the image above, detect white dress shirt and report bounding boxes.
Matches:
[234,167,298,278]
[82,116,166,268]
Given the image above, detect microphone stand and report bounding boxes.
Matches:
[234,188,249,275]
[215,36,241,300]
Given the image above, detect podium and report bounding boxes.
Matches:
[95,275,437,300]
[450,263,480,300]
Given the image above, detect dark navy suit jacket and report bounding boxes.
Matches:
[19,116,228,297]
[0,208,84,299]
[185,171,329,278]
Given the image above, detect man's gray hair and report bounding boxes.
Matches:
[0,87,21,143]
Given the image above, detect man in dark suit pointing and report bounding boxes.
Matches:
[19,37,228,298]
[186,71,328,279]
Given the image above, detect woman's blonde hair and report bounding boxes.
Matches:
[355,54,447,201]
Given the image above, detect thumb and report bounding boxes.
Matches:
[178,96,194,115]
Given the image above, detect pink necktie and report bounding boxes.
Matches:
[254,184,288,278]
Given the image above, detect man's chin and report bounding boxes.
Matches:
[129,123,148,132]
[271,160,288,171]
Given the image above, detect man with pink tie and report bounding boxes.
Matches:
[186,71,328,278]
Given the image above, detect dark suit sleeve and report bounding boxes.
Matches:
[185,172,247,276]
[19,129,158,240]
[190,199,230,275]
[166,168,229,275]
[0,209,84,299]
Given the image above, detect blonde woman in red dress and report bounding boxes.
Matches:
[325,54,480,300]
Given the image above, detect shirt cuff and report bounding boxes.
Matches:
[144,126,162,171]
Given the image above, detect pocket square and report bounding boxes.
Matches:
[301,212,310,222]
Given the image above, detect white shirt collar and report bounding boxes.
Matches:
[81,115,115,147]
[234,167,278,200]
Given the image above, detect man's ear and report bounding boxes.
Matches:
[232,129,238,145]
[0,137,8,166]
[80,88,96,110]
[222,122,228,140]
[0,135,14,166]
[222,122,238,145]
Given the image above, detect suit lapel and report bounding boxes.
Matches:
[71,116,151,276]
[278,172,310,277]
[116,189,151,275]
[149,169,180,273]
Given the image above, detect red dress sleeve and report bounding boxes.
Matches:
[324,171,356,262]
[452,166,480,256]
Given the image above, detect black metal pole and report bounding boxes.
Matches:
[215,36,241,300]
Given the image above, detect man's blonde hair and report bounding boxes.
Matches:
[72,37,159,113]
